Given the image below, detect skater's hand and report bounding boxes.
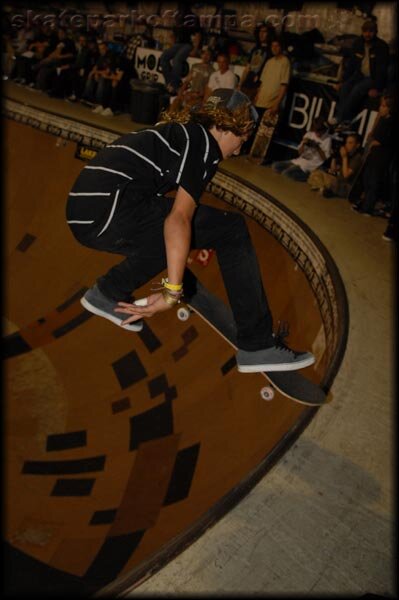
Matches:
[114,292,174,324]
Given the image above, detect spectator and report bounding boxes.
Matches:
[386,40,398,95]
[271,116,332,182]
[160,27,202,95]
[225,37,246,64]
[206,33,221,57]
[190,30,204,58]
[81,41,114,106]
[241,37,291,155]
[331,19,390,126]
[2,30,15,79]
[352,94,395,215]
[117,35,139,81]
[13,26,33,55]
[67,36,99,102]
[93,52,131,116]
[170,47,214,111]
[49,34,97,99]
[40,23,60,55]
[203,53,236,100]
[33,27,76,91]
[307,133,363,198]
[239,23,275,101]
[141,25,156,49]
[254,37,291,118]
[382,156,397,242]
[12,34,51,85]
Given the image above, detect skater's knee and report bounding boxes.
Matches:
[224,211,249,240]
[226,210,246,226]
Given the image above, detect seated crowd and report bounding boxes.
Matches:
[3,12,396,240]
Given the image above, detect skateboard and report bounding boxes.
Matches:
[135,273,326,406]
[248,109,279,165]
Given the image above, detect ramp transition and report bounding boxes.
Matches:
[3,103,348,596]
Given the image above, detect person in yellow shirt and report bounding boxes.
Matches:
[254,37,291,118]
[239,23,275,101]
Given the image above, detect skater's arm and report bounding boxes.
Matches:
[164,186,196,286]
[114,188,196,324]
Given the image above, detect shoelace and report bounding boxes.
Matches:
[274,339,297,357]
[275,320,289,340]
[273,321,298,357]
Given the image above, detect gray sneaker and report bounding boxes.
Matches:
[237,342,315,373]
[81,284,143,332]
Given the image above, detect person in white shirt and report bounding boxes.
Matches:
[271,116,332,181]
[203,53,236,100]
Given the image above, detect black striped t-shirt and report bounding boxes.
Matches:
[67,121,223,234]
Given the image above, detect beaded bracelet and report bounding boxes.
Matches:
[162,289,182,306]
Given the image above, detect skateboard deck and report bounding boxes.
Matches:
[134,273,326,406]
[176,274,327,406]
[249,109,279,165]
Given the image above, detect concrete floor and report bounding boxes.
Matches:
[4,82,395,597]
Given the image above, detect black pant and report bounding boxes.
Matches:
[51,66,86,98]
[68,189,274,351]
[100,79,128,112]
[13,55,39,83]
[362,147,392,212]
[33,59,59,91]
[385,157,397,232]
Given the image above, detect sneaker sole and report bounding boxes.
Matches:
[237,355,315,373]
[80,297,143,332]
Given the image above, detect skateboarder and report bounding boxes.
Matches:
[67,87,315,373]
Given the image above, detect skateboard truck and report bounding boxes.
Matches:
[177,304,275,401]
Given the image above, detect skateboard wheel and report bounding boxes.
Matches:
[177,307,190,321]
[260,386,274,401]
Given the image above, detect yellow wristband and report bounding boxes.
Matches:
[162,278,183,292]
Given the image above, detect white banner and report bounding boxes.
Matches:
[134,47,245,85]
